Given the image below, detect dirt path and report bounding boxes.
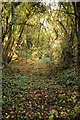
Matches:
[9,57,48,76]
[2,56,80,120]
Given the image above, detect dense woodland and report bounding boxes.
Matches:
[2,2,80,120]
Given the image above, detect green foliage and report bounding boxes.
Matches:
[2,61,80,119]
[50,109,58,117]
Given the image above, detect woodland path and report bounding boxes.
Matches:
[2,56,80,120]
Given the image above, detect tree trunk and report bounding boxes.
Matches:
[73,2,80,66]
[5,3,14,63]
[77,2,80,66]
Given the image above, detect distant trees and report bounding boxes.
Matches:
[2,1,80,70]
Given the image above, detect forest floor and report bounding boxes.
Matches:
[2,55,80,120]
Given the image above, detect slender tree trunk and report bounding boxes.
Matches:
[77,20,80,66]
[73,2,80,66]
[5,3,14,63]
[76,2,80,66]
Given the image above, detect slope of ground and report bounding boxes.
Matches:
[2,56,80,120]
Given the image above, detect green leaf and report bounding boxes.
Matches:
[49,115,53,120]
